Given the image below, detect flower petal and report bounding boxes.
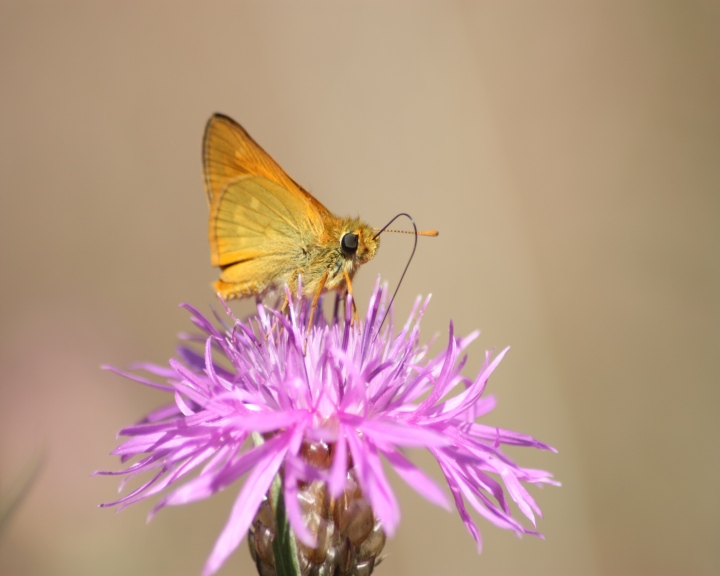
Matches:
[382,448,451,510]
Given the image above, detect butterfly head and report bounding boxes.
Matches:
[338,220,379,266]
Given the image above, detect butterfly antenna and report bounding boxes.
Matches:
[373,213,436,337]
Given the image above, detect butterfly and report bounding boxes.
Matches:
[203,114,380,312]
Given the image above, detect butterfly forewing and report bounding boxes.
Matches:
[203,114,330,214]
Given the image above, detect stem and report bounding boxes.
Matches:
[252,432,300,576]
[270,473,301,576]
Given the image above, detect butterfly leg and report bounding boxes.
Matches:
[343,270,359,325]
[304,270,329,354]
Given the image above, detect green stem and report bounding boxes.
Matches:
[251,433,300,576]
[270,473,301,576]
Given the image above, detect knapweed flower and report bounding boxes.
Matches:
[99,281,557,576]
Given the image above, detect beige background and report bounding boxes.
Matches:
[1,2,718,575]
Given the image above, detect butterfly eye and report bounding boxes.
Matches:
[341,233,359,254]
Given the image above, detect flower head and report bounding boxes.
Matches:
[99,281,557,575]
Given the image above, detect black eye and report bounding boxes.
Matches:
[341,233,358,254]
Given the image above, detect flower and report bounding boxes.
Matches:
[99,280,557,575]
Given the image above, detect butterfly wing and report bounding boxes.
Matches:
[203,114,330,297]
[203,114,330,213]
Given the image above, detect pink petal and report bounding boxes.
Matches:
[382,448,451,510]
[328,432,347,498]
[359,418,450,448]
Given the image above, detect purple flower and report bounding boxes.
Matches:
[99,281,557,575]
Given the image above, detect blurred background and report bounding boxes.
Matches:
[1,2,718,575]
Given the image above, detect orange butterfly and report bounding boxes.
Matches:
[203,114,437,323]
